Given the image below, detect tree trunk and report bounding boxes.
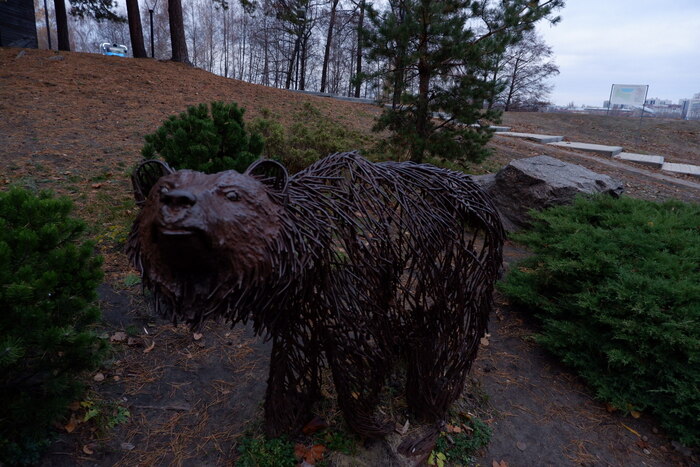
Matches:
[300,30,310,90]
[320,0,339,93]
[168,0,190,64]
[353,0,365,98]
[504,57,520,111]
[53,0,70,51]
[412,7,430,164]
[126,0,147,58]
[285,35,300,89]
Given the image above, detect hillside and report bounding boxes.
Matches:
[1,47,699,466]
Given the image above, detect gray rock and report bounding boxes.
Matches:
[473,155,623,232]
[47,55,65,61]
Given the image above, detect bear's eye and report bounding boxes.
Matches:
[225,190,240,202]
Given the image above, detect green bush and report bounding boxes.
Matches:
[236,436,297,467]
[0,188,106,465]
[249,103,371,173]
[142,101,264,173]
[499,195,700,446]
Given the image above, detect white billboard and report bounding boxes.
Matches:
[610,84,649,106]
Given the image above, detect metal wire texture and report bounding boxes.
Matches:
[127,151,504,438]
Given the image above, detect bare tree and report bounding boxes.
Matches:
[493,31,559,111]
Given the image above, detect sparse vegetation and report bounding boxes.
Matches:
[499,195,700,446]
[250,103,373,173]
[235,435,297,467]
[432,415,492,465]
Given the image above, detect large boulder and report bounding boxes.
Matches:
[472,155,623,232]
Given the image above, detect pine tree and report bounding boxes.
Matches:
[0,189,105,465]
[142,101,265,174]
[363,0,563,163]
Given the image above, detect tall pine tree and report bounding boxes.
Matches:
[363,0,563,163]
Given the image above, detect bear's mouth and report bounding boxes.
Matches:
[159,228,197,237]
[152,225,217,272]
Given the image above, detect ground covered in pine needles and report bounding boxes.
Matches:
[1,47,699,466]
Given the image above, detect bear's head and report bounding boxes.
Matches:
[128,160,290,325]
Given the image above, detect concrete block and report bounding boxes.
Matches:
[497,132,564,143]
[661,162,700,178]
[613,152,665,168]
[548,141,623,157]
[489,126,511,132]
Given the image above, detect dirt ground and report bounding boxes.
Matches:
[2,47,699,466]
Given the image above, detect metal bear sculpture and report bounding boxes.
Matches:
[127,151,504,438]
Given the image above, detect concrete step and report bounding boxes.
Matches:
[661,162,700,178]
[496,132,564,143]
[548,141,623,157]
[613,152,665,168]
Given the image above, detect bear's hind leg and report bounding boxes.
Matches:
[327,343,394,438]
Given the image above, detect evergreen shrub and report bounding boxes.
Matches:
[499,195,700,446]
[0,188,106,465]
[142,101,264,173]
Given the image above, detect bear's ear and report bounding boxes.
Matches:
[244,159,289,196]
[131,160,175,206]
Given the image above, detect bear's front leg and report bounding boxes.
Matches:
[263,332,322,437]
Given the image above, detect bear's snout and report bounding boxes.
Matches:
[161,189,197,207]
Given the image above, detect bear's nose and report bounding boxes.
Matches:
[161,189,197,207]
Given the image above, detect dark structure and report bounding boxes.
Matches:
[128,152,504,438]
[0,0,38,48]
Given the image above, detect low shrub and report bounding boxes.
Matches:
[0,188,106,465]
[142,101,264,173]
[249,103,372,173]
[499,195,700,446]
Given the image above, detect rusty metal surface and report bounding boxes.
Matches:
[128,151,504,438]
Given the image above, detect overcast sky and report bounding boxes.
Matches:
[536,0,700,107]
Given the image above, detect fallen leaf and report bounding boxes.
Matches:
[64,414,80,433]
[304,445,326,464]
[93,372,105,382]
[143,340,155,353]
[446,424,462,433]
[630,410,641,419]
[294,443,307,460]
[492,461,509,467]
[68,401,81,411]
[302,416,328,435]
[127,337,139,346]
[83,445,94,455]
[193,332,203,341]
[605,403,618,413]
[395,419,410,435]
[110,331,127,343]
[480,337,489,346]
[91,183,102,189]
[516,441,527,451]
[121,442,135,451]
